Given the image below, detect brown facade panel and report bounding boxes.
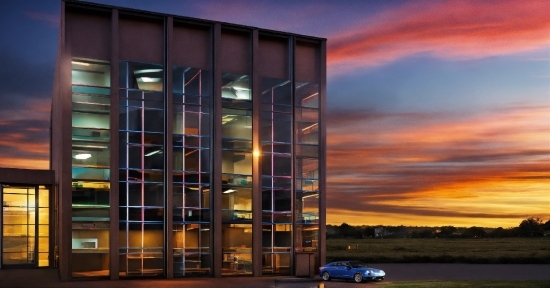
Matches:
[295,40,320,83]
[220,29,251,74]
[258,35,289,79]
[172,23,211,69]
[119,15,163,63]
[0,168,54,185]
[66,7,110,60]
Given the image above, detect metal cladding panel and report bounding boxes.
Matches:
[258,35,288,80]
[119,15,164,63]
[66,8,110,60]
[220,29,250,74]
[172,23,211,69]
[0,168,54,185]
[295,41,320,83]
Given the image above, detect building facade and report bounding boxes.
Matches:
[51,0,325,280]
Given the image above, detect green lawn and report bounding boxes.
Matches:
[370,280,550,287]
[326,237,550,263]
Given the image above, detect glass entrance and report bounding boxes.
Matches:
[1,185,50,268]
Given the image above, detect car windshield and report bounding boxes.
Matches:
[349,261,368,268]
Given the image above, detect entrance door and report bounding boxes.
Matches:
[1,186,38,267]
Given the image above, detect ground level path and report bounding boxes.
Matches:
[0,264,548,287]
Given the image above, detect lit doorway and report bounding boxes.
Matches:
[1,185,50,268]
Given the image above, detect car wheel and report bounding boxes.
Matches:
[354,273,363,283]
[322,271,331,281]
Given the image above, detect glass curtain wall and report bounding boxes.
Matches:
[172,66,211,276]
[37,186,50,267]
[71,58,111,277]
[259,37,292,275]
[294,81,320,257]
[221,73,253,275]
[119,61,164,276]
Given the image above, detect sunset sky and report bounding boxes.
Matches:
[0,0,548,228]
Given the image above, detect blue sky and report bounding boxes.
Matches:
[0,0,548,227]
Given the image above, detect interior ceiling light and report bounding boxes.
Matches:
[74,153,92,160]
[223,189,236,194]
[145,150,162,157]
[71,61,90,66]
[134,69,163,74]
[222,115,235,124]
[139,77,161,83]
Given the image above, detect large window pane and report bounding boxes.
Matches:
[72,58,110,277]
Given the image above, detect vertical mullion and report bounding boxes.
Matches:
[35,186,39,266]
[109,8,120,279]
[0,185,2,269]
[165,15,174,279]
[251,28,262,277]
[289,35,296,276]
[318,39,327,267]
[211,23,222,278]
[141,91,145,275]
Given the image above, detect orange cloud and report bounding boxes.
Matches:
[0,98,50,169]
[328,0,550,73]
[0,157,49,170]
[326,104,550,227]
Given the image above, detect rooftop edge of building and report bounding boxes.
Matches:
[64,0,327,42]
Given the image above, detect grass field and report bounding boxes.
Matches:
[326,237,550,263]
[371,280,550,287]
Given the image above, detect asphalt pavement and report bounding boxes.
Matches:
[0,264,548,288]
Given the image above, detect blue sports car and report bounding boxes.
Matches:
[319,261,385,283]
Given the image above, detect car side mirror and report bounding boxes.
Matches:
[346,266,351,270]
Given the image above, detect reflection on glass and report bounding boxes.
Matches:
[260,76,292,275]
[172,65,212,276]
[221,73,250,100]
[221,70,253,274]
[119,60,165,278]
[71,58,110,277]
[295,82,318,109]
[294,79,320,258]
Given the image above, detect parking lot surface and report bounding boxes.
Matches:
[1,264,549,287]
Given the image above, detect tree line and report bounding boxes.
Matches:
[327,217,550,239]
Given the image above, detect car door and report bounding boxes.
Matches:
[333,262,346,278]
[341,262,354,279]
[326,263,336,277]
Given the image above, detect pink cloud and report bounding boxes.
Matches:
[189,0,328,33]
[25,11,59,27]
[325,103,550,226]
[328,0,550,73]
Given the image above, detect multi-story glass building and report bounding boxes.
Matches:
[48,0,325,281]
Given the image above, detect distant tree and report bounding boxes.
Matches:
[364,226,375,238]
[518,217,544,237]
[543,220,550,232]
[438,226,458,238]
[411,228,434,238]
[386,226,408,238]
[462,226,487,238]
[489,227,507,238]
[326,225,339,239]
[338,223,362,238]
